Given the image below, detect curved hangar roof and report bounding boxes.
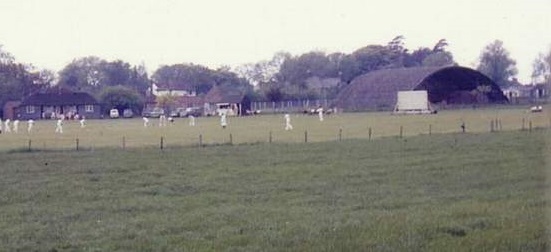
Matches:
[335,66,508,111]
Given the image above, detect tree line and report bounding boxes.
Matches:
[0,37,549,117]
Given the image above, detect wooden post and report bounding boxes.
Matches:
[199,134,203,147]
[160,136,164,150]
[399,126,403,138]
[368,127,372,140]
[122,136,126,150]
[529,121,532,132]
[429,124,432,135]
[304,130,308,143]
[522,118,525,131]
[490,120,494,132]
[28,139,31,152]
[76,138,79,151]
[229,133,233,145]
[269,131,272,143]
[338,128,342,141]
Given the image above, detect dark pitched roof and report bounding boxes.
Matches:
[21,92,98,106]
[335,66,507,111]
[204,85,245,104]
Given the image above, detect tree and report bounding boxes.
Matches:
[532,47,551,84]
[155,93,179,113]
[0,45,51,117]
[99,85,144,114]
[477,40,518,87]
[58,57,150,96]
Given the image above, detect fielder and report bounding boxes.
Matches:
[284,113,293,130]
[55,119,63,133]
[27,119,34,133]
[220,112,227,129]
[79,116,86,128]
[4,119,11,133]
[13,120,19,133]
[143,117,149,127]
[316,106,324,121]
[188,115,195,126]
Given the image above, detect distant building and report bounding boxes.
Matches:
[15,89,101,120]
[203,85,250,116]
[335,66,508,111]
[502,79,550,104]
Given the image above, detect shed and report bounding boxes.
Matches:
[335,66,508,111]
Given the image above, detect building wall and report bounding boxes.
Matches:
[17,104,102,120]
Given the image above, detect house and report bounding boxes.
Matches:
[502,79,550,104]
[203,85,250,116]
[16,90,101,120]
[151,82,196,97]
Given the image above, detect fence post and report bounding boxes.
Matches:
[199,134,203,147]
[269,131,272,143]
[368,127,372,140]
[122,136,126,150]
[338,128,342,141]
[529,121,532,133]
[490,120,494,132]
[399,126,403,138]
[304,130,308,143]
[429,124,432,135]
[160,136,164,150]
[229,133,233,145]
[522,118,525,131]
[76,138,79,151]
[28,139,31,152]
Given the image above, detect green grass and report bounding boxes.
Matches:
[0,129,548,251]
[0,106,549,151]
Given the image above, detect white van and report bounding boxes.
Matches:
[109,109,120,118]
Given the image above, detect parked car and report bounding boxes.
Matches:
[142,107,165,118]
[180,107,202,117]
[170,107,186,117]
[109,109,120,118]
[123,109,134,118]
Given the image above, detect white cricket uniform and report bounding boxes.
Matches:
[188,115,195,126]
[285,114,293,130]
[13,120,19,133]
[27,120,34,133]
[55,119,63,133]
[4,119,11,133]
[143,117,149,127]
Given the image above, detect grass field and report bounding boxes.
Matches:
[0,106,549,151]
[0,126,549,250]
[0,107,549,251]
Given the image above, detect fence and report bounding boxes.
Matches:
[4,116,549,153]
[250,99,335,113]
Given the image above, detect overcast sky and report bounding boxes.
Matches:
[0,0,549,83]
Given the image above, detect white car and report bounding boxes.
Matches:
[109,109,120,118]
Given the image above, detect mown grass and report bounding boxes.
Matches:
[0,129,548,251]
[0,106,549,151]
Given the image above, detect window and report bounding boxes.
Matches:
[85,105,94,112]
[25,105,35,114]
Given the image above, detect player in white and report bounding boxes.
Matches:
[55,118,63,133]
[159,114,167,127]
[13,120,19,133]
[4,119,11,133]
[79,116,86,128]
[284,113,293,130]
[0,119,3,133]
[27,119,34,133]
[316,106,324,121]
[220,112,227,129]
[188,115,195,126]
[143,117,149,127]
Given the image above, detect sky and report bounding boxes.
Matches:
[0,0,549,83]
